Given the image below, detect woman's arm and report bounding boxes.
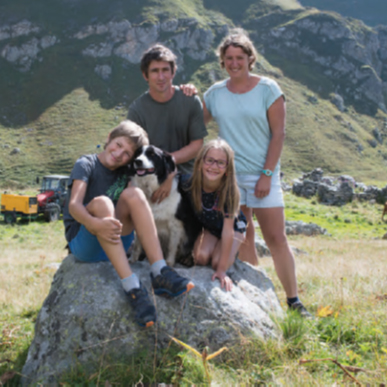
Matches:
[212,217,235,291]
[202,100,213,125]
[254,96,286,198]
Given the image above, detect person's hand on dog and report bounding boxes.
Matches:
[94,217,122,244]
[180,83,198,96]
[212,270,233,292]
[254,175,271,198]
[151,172,173,203]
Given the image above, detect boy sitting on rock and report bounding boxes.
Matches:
[63,120,194,328]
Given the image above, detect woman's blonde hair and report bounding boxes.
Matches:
[217,28,258,71]
[190,139,240,217]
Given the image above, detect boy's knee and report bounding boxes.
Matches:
[87,196,114,215]
[120,186,147,205]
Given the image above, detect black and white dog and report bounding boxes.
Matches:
[129,145,200,266]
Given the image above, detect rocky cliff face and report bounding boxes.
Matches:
[248,10,387,114]
[1,6,386,115]
[0,17,223,75]
[0,20,58,72]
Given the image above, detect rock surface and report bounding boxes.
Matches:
[250,9,387,114]
[22,255,282,384]
[292,168,387,205]
[285,220,328,236]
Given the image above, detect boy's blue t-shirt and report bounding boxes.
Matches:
[63,154,129,243]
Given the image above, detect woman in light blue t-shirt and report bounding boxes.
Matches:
[203,29,310,317]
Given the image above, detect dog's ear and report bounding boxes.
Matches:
[126,161,136,177]
[163,151,176,174]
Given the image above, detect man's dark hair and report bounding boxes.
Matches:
[140,44,177,77]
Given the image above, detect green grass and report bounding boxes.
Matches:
[1,189,387,385]
[284,191,387,238]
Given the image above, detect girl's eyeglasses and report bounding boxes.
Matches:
[203,156,228,169]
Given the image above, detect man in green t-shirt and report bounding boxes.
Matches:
[127,44,207,203]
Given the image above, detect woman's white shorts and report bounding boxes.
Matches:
[237,173,285,208]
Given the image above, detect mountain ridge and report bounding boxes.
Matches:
[0,0,386,186]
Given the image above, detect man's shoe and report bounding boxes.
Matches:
[126,282,156,328]
[288,301,312,318]
[151,266,195,298]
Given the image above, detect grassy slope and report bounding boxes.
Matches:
[0,0,386,187]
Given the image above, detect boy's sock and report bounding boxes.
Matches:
[151,259,167,277]
[121,273,140,293]
[287,296,300,307]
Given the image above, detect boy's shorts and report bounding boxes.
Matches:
[237,173,285,209]
[69,225,135,262]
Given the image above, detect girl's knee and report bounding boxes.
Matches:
[211,258,219,270]
[193,249,211,266]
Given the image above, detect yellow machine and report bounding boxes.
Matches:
[1,174,69,224]
[1,193,39,224]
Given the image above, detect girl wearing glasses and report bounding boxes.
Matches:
[183,139,246,291]
[202,29,310,316]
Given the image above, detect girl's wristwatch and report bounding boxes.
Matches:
[262,169,273,177]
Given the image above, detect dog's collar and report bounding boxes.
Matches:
[134,168,155,176]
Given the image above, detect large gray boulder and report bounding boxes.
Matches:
[285,220,328,236]
[317,181,354,206]
[292,179,319,198]
[22,255,282,385]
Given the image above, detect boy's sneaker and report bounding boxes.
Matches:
[151,266,195,298]
[125,282,156,328]
[288,301,312,318]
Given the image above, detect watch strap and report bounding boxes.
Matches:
[262,169,273,177]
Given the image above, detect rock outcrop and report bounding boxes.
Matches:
[292,168,387,205]
[249,9,387,114]
[285,220,328,236]
[0,19,57,71]
[0,16,219,74]
[76,18,216,70]
[22,255,282,384]
[1,3,387,118]
[293,168,355,205]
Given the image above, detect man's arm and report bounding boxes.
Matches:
[174,94,207,163]
[170,138,203,165]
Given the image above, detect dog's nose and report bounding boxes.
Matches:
[134,159,143,167]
